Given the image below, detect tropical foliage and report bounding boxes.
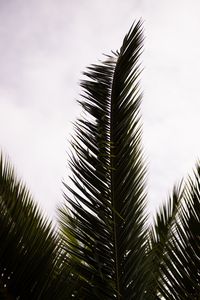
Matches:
[0,20,200,299]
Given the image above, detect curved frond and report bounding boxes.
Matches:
[59,20,148,299]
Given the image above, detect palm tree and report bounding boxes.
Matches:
[1,20,200,299]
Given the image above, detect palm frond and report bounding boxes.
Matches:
[147,183,183,298]
[158,163,200,299]
[59,20,148,299]
[0,153,73,299]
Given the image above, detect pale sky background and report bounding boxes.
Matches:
[0,0,200,221]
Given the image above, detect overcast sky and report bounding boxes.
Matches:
[0,0,200,220]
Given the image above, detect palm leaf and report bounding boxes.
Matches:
[0,153,74,299]
[59,20,148,299]
[147,183,183,298]
[157,163,200,299]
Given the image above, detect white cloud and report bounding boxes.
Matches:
[1,0,200,220]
